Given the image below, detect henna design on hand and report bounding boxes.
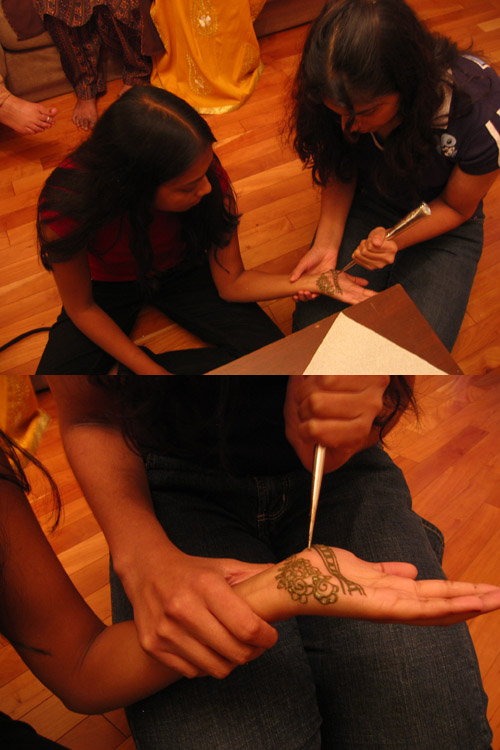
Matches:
[316,269,343,297]
[274,544,366,606]
[313,544,366,597]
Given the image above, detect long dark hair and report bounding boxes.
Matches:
[0,426,61,586]
[0,428,61,527]
[38,86,239,288]
[290,0,466,196]
[0,429,61,650]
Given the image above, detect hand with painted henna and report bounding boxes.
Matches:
[239,545,500,628]
[294,270,376,304]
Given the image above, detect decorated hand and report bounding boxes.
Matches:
[320,270,377,304]
[294,270,377,304]
[242,545,500,627]
[289,244,340,301]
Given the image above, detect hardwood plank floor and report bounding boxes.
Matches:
[0,373,499,749]
[1,0,500,373]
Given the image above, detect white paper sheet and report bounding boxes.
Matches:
[303,312,447,374]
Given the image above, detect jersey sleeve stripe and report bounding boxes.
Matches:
[485,119,500,167]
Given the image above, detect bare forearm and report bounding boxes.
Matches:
[63,558,299,713]
[314,177,357,250]
[50,378,168,565]
[19,541,500,714]
[218,269,321,302]
[58,421,168,566]
[390,197,470,252]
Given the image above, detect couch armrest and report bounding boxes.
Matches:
[254,0,326,37]
[0,2,52,51]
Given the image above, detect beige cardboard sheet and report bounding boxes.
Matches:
[303,312,447,374]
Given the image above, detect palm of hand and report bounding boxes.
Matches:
[337,272,377,304]
[284,546,500,626]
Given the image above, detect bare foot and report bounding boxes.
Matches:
[118,84,133,98]
[0,94,57,135]
[73,98,98,131]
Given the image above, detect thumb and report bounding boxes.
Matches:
[347,274,370,287]
[371,227,387,247]
[290,256,311,282]
[376,561,419,579]
[218,559,274,585]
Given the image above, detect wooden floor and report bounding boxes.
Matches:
[1,0,500,374]
[0,373,498,748]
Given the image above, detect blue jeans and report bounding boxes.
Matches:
[110,445,492,750]
[292,190,484,351]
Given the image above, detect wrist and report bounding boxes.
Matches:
[236,563,297,622]
[111,520,177,581]
[127,346,169,375]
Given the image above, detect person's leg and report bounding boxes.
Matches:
[110,456,322,750]
[95,6,152,91]
[36,281,143,374]
[271,444,492,749]
[149,261,284,373]
[42,14,105,129]
[385,211,484,350]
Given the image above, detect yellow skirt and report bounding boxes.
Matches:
[150,0,266,114]
[0,376,49,461]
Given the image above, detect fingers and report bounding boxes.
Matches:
[371,576,500,626]
[290,247,339,282]
[293,290,319,302]
[341,286,377,304]
[133,556,278,679]
[143,621,265,680]
[295,376,389,435]
[336,273,377,304]
[370,227,387,246]
[209,593,278,650]
[353,239,397,269]
[284,376,390,473]
[412,578,500,599]
[146,598,274,679]
[390,592,499,625]
[221,560,275,585]
[343,274,369,286]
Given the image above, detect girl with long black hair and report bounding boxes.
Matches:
[35,85,373,374]
[289,0,500,350]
